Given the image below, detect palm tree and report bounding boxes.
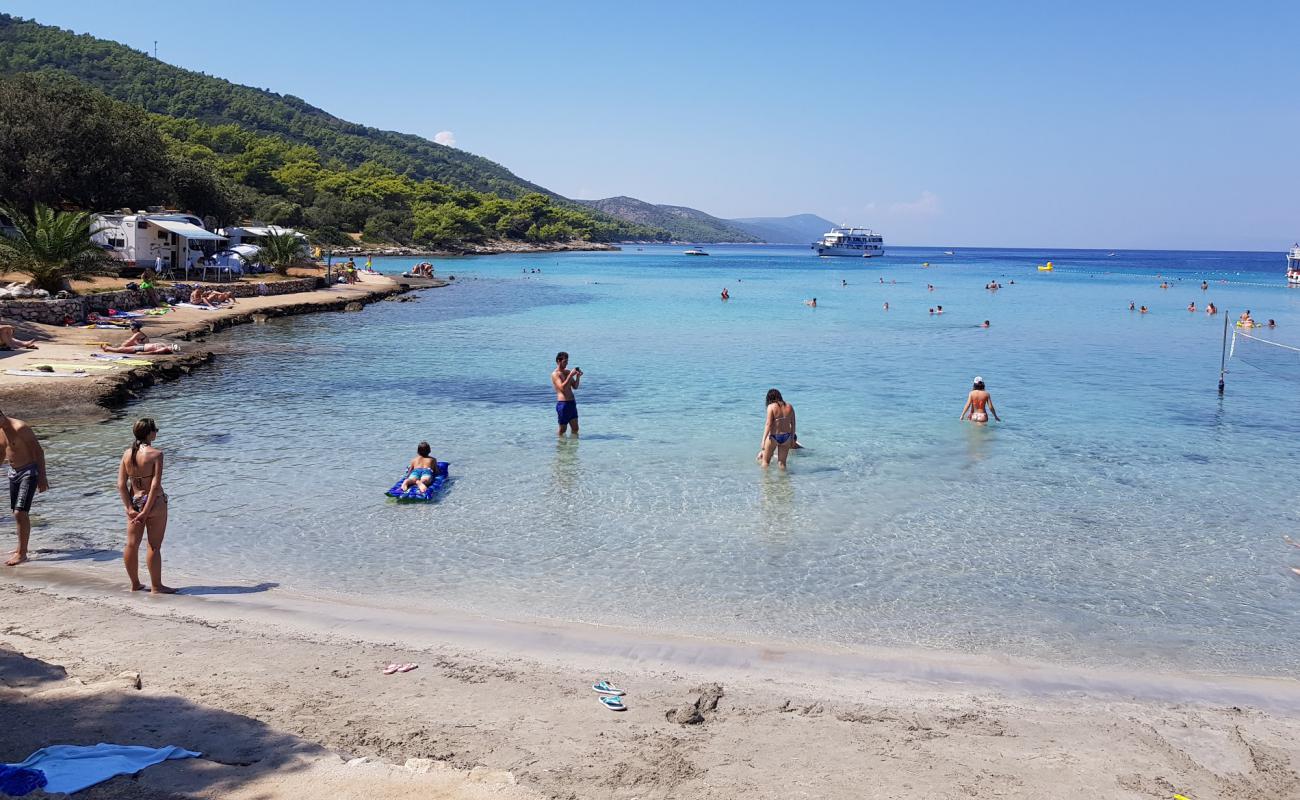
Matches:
[0,204,117,294]
[256,229,306,276]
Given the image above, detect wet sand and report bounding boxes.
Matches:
[2,557,1298,799]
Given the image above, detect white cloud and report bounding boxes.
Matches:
[890,190,940,217]
[434,131,457,147]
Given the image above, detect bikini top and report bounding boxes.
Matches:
[771,403,792,429]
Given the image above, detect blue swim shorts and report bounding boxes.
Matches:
[556,401,578,425]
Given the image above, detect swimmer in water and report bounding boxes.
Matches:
[980,320,990,328]
[936,305,944,314]
[883,302,889,311]
[1129,302,1136,310]
[929,308,935,315]
[959,377,1000,424]
[720,288,729,301]
[758,388,796,469]
[841,279,847,287]
[1207,303,1217,315]
[805,298,817,308]
[1201,281,1209,290]
[1187,302,1196,312]
[1140,306,1149,313]
[1269,319,1277,328]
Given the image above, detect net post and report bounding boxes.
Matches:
[1218,310,1229,395]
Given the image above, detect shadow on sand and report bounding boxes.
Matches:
[177,582,279,596]
[0,643,316,799]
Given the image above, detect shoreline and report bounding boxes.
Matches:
[3,560,1299,798]
[10,557,1300,713]
[1,274,430,422]
[330,240,621,258]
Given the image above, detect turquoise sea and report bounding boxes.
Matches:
[34,245,1300,675]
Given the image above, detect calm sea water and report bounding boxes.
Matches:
[34,245,1300,674]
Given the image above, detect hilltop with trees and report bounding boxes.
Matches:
[0,14,669,249]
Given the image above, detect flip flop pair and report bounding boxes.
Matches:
[593,680,626,711]
[383,663,418,675]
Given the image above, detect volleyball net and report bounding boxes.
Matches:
[1229,330,1300,382]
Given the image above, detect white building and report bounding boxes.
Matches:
[219,224,309,250]
[91,211,227,272]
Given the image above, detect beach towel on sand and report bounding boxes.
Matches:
[5,743,201,794]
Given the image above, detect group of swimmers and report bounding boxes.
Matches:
[549,349,998,474]
[409,262,435,278]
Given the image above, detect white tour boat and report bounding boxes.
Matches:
[811,227,884,257]
[1288,243,1300,285]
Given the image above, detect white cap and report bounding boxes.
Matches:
[973,376,983,383]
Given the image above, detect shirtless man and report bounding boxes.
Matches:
[959,377,1001,425]
[552,351,582,437]
[0,411,47,566]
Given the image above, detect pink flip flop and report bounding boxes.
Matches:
[396,663,418,673]
[383,663,402,675]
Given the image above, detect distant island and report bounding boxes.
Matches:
[579,196,836,244]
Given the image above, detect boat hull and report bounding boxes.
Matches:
[815,247,884,257]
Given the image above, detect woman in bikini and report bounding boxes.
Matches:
[960,377,1001,425]
[116,418,175,594]
[758,388,796,469]
[100,322,178,355]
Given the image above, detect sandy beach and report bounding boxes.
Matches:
[0,272,424,422]
[2,556,1298,799]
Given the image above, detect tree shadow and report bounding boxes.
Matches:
[0,645,317,798]
[177,582,279,596]
[0,643,67,690]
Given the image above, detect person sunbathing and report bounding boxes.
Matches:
[100,322,178,355]
[0,318,38,350]
[399,442,439,493]
[189,287,233,307]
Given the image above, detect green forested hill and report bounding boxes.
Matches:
[0,14,543,198]
[0,14,669,246]
[578,196,761,243]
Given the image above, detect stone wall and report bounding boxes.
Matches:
[0,277,323,326]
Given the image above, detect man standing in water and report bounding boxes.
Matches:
[0,411,47,566]
[552,351,582,437]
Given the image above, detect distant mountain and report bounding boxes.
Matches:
[728,214,838,244]
[577,196,760,243]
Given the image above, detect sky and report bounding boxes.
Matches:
[8,0,1300,249]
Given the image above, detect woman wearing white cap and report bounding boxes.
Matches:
[960,377,1000,424]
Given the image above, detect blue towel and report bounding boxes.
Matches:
[6,743,201,794]
[0,765,46,796]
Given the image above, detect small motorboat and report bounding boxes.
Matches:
[944,250,955,256]
[684,248,709,256]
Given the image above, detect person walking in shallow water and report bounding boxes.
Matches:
[116,418,175,593]
[758,389,796,469]
[960,377,1000,425]
[552,351,582,437]
[1,411,47,566]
